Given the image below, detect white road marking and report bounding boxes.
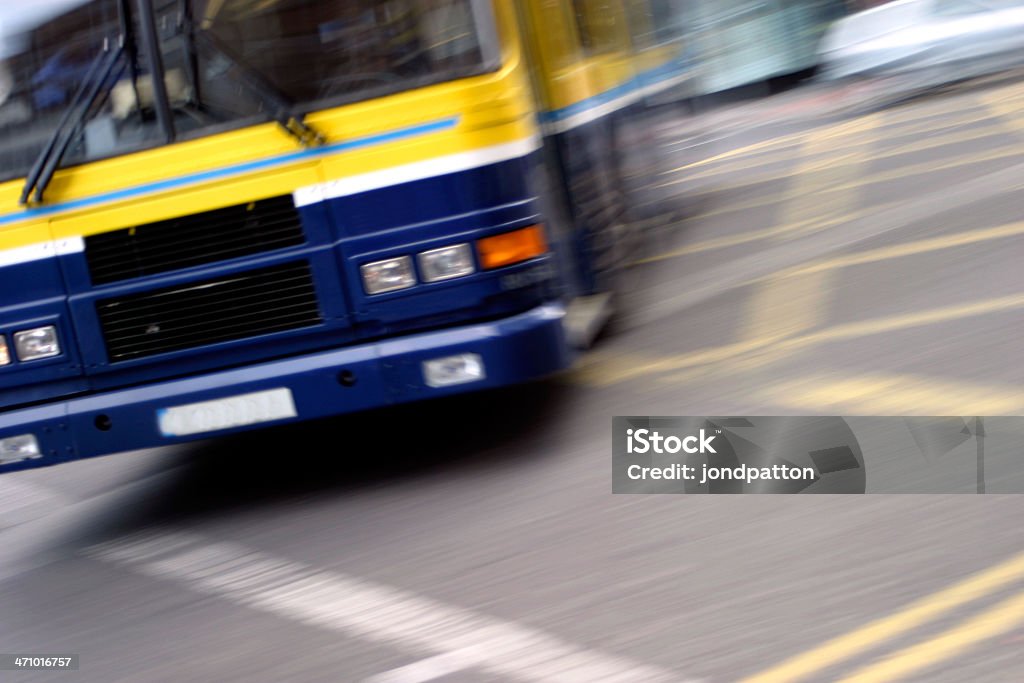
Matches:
[86,529,693,683]
[364,649,480,683]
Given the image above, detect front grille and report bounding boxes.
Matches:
[85,195,305,285]
[97,262,321,362]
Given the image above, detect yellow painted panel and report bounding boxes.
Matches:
[0,221,51,251]
[318,119,537,182]
[49,163,324,240]
[0,2,529,215]
[583,53,636,93]
[634,44,681,73]
[0,0,543,251]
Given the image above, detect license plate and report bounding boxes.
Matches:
[157,388,297,437]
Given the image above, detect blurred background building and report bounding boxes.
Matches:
[687,0,856,95]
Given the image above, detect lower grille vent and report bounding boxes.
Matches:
[97,262,321,362]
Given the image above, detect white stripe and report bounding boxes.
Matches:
[0,242,55,268]
[0,138,544,269]
[0,136,545,266]
[543,92,644,136]
[636,71,696,101]
[293,137,543,208]
[0,236,84,268]
[87,530,693,683]
[55,235,85,256]
[542,72,696,136]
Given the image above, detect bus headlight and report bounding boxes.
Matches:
[0,434,41,464]
[418,243,475,283]
[423,353,485,388]
[0,336,9,366]
[361,256,416,295]
[14,326,60,361]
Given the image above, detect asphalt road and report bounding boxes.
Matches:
[3,78,1024,682]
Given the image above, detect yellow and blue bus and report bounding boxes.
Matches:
[0,0,694,471]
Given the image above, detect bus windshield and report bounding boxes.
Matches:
[0,0,498,185]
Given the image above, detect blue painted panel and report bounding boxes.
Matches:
[324,156,560,338]
[0,303,568,472]
[0,257,86,409]
[0,149,570,420]
[329,158,536,236]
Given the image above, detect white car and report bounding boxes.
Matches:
[819,0,1024,88]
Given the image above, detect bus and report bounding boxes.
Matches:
[0,0,695,472]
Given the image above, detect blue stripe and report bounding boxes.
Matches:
[0,115,461,227]
[539,58,695,125]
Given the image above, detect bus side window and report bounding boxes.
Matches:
[624,0,685,50]
[571,0,632,56]
[416,0,481,67]
[647,0,688,45]
[521,0,586,77]
[623,0,657,50]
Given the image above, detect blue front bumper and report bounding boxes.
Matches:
[0,304,569,473]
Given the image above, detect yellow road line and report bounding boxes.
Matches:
[655,292,1024,386]
[754,292,1024,366]
[630,224,786,264]
[774,114,881,240]
[759,373,1024,414]
[572,336,784,387]
[635,187,1024,269]
[663,128,1023,199]
[984,89,1024,133]
[675,117,1008,186]
[671,143,1024,226]
[664,105,999,179]
[661,111,889,176]
[835,589,1024,683]
[879,117,1013,156]
[883,90,995,124]
[739,552,1024,683]
[699,85,1000,168]
[882,106,992,132]
[630,204,893,266]
[779,219,1024,278]
[661,132,806,175]
[666,135,827,180]
[577,291,1024,388]
[982,80,1024,106]
[741,270,833,341]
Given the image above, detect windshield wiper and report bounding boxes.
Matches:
[19,0,142,207]
[192,30,325,148]
[21,2,323,206]
[19,42,124,206]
